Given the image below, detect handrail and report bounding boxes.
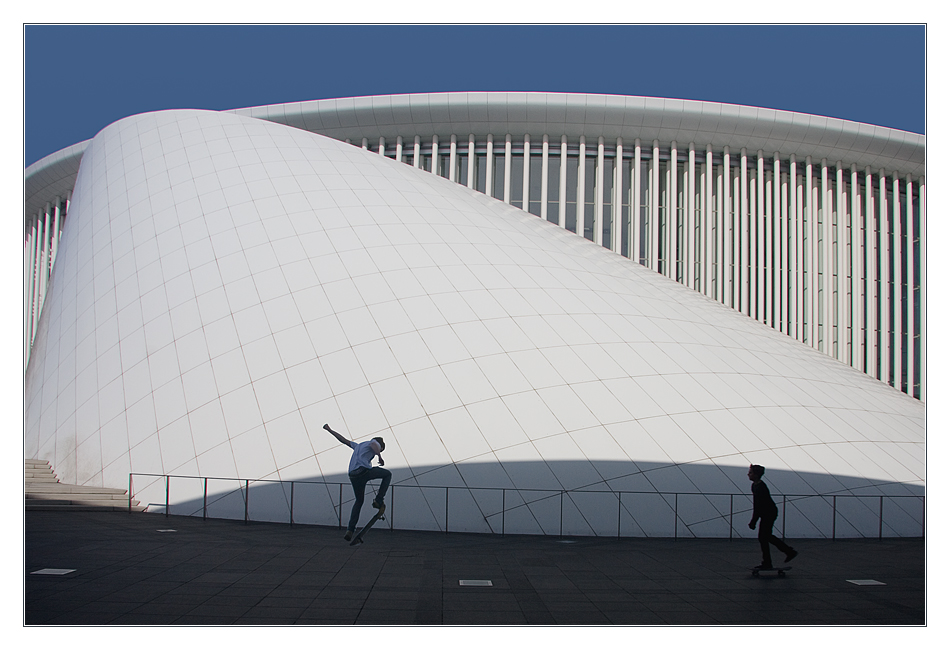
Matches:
[128,472,924,540]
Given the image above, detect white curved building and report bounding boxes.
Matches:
[23,94,925,538]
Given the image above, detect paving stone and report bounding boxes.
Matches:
[25,510,924,626]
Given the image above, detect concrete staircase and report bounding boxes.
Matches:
[25,459,145,511]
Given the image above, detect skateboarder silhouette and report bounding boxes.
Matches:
[748,464,798,569]
[324,424,391,541]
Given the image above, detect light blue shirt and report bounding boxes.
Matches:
[347,440,380,474]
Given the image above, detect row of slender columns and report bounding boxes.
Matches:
[24,193,69,369]
[358,135,925,399]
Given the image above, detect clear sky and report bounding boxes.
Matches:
[24,24,926,168]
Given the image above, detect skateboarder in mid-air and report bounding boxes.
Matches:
[324,424,391,541]
[748,464,798,570]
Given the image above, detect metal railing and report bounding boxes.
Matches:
[129,473,925,540]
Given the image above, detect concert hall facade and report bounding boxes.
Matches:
[24,93,925,538]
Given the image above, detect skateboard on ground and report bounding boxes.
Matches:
[751,566,791,577]
[350,504,386,546]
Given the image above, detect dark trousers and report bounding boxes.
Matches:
[347,467,392,532]
[758,516,793,566]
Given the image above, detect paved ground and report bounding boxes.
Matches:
[24,510,924,625]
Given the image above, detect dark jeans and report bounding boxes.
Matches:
[758,516,793,566]
[347,467,392,532]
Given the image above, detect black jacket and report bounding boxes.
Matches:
[750,480,778,527]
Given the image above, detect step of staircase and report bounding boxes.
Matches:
[25,459,146,512]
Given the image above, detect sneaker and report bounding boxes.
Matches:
[372,499,385,510]
[343,530,353,541]
[784,549,798,563]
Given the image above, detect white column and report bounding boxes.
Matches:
[613,138,623,253]
[24,217,35,358]
[814,159,824,350]
[822,161,834,354]
[633,139,642,264]
[395,135,404,163]
[652,140,661,274]
[758,152,766,323]
[749,175,757,317]
[687,144,696,289]
[378,137,385,156]
[665,156,673,277]
[431,135,440,175]
[716,158,724,302]
[705,145,713,297]
[504,134,512,203]
[559,136,568,229]
[27,215,37,341]
[719,147,735,307]
[776,155,785,333]
[835,163,846,362]
[51,196,62,269]
[541,134,550,221]
[739,149,748,314]
[670,141,678,280]
[595,136,605,246]
[39,202,51,313]
[789,155,798,339]
[765,159,774,327]
[449,134,457,182]
[879,171,890,383]
[892,174,902,390]
[486,134,494,197]
[851,164,861,367]
[782,154,798,338]
[577,136,586,236]
[23,235,30,368]
[919,178,926,401]
[733,171,741,307]
[31,209,43,338]
[802,156,818,350]
[413,135,421,168]
[905,174,915,396]
[865,167,876,376]
[467,134,476,189]
[361,138,368,149]
[796,161,808,342]
[522,134,531,210]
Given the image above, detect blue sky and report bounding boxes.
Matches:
[24,24,925,167]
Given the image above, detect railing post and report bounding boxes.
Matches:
[502,489,506,536]
[445,487,449,534]
[290,481,295,526]
[165,475,169,517]
[674,493,678,539]
[729,494,734,539]
[879,496,884,540]
[245,479,249,523]
[128,474,133,514]
[832,495,836,539]
[559,491,564,537]
[339,483,343,529]
[782,495,786,538]
[617,492,622,539]
[203,477,208,520]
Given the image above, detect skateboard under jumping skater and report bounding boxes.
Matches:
[751,566,791,577]
[350,503,386,546]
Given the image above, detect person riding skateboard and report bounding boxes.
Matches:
[748,464,798,569]
[324,424,392,541]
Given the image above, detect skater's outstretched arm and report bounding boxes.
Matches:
[323,423,354,448]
